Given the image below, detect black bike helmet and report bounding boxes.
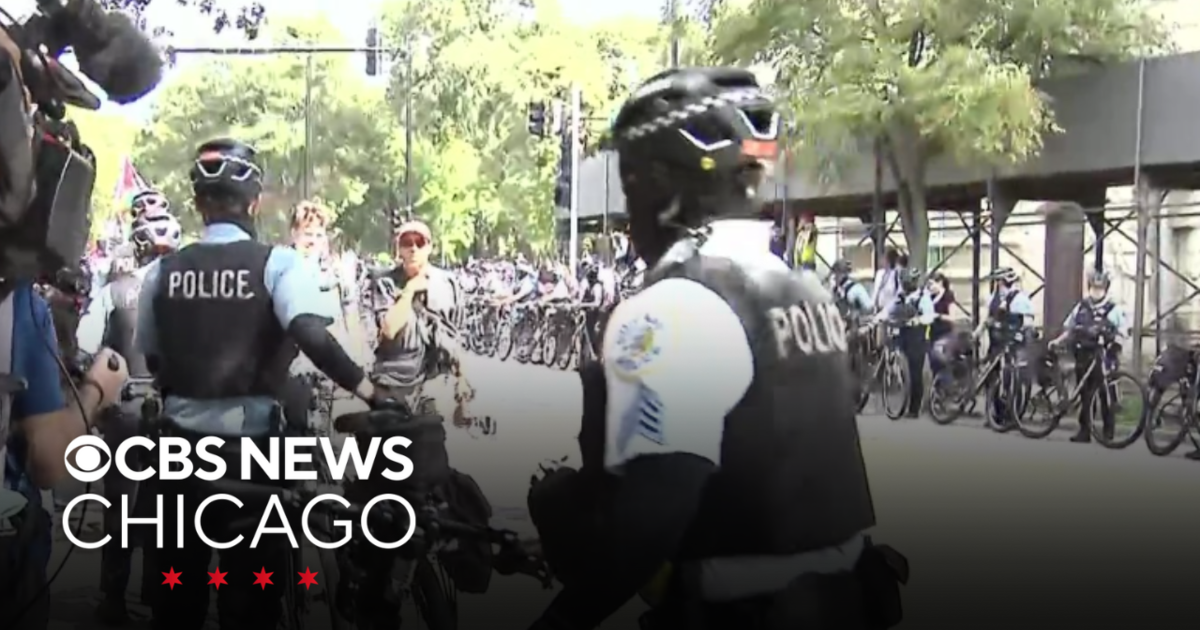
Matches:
[611,67,780,222]
[1087,268,1111,290]
[831,259,852,276]
[900,267,922,292]
[189,137,263,202]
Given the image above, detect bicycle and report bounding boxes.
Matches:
[927,335,1002,426]
[855,322,910,420]
[1144,344,1200,456]
[201,406,550,630]
[981,336,1031,434]
[1017,329,1146,447]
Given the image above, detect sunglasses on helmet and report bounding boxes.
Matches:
[193,154,262,182]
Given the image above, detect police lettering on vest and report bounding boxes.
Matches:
[166,269,255,300]
[767,302,848,359]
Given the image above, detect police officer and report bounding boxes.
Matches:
[79,210,182,625]
[876,268,936,418]
[830,259,872,320]
[525,68,903,630]
[972,267,1035,425]
[1049,269,1127,444]
[135,138,383,630]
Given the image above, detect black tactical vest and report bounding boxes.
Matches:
[988,290,1023,332]
[153,241,295,400]
[104,274,149,377]
[1073,298,1113,328]
[581,246,876,558]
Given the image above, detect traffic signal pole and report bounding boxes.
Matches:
[568,84,581,276]
[166,43,403,204]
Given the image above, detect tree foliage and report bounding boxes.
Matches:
[102,0,266,39]
[128,1,674,261]
[712,0,1170,270]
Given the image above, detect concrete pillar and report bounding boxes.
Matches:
[1041,202,1086,339]
[985,178,1017,277]
[1131,176,1164,376]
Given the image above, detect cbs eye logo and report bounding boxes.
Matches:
[64,435,113,483]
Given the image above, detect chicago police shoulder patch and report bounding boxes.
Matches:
[611,312,666,378]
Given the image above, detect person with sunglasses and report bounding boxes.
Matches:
[132,138,383,630]
[526,68,903,630]
[372,219,476,430]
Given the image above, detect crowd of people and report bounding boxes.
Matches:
[4,66,918,630]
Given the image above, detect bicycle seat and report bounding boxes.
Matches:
[334,408,442,435]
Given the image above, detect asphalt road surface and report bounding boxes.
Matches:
[44,355,1200,630]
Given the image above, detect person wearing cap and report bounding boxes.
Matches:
[372,219,476,430]
[134,138,383,630]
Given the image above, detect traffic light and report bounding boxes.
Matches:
[554,129,572,207]
[527,102,547,137]
[365,26,379,76]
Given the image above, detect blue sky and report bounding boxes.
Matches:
[75,0,662,122]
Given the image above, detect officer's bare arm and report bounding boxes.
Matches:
[533,454,715,629]
[20,386,104,487]
[289,313,373,400]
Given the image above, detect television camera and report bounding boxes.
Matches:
[0,0,162,281]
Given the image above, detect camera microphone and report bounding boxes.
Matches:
[39,0,164,104]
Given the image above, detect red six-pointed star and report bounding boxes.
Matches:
[252,567,274,590]
[297,567,319,590]
[208,567,228,590]
[162,567,183,590]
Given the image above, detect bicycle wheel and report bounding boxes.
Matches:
[1015,379,1067,440]
[1090,369,1148,449]
[882,353,909,420]
[853,351,872,414]
[495,320,514,361]
[411,557,457,630]
[540,329,557,366]
[280,548,305,630]
[1144,385,1192,456]
[984,368,1017,433]
[927,374,965,425]
[555,329,576,370]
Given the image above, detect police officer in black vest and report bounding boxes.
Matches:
[525,68,906,630]
[134,139,384,630]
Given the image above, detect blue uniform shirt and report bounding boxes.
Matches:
[842,282,873,314]
[135,223,333,435]
[5,284,67,498]
[876,290,936,326]
[985,289,1035,319]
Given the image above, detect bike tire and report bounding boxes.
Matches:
[555,330,576,370]
[1144,386,1192,456]
[280,547,306,630]
[926,376,964,425]
[1091,369,1148,450]
[984,374,1017,433]
[882,353,909,420]
[495,321,514,362]
[412,557,457,630]
[541,331,557,367]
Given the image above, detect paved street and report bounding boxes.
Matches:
[44,355,1200,629]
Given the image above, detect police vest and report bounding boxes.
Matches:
[153,241,295,400]
[988,291,1024,332]
[103,273,150,377]
[1073,299,1114,328]
[581,251,876,558]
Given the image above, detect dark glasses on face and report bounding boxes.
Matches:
[398,235,427,248]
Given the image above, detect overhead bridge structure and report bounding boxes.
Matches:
[566,52,1200,373]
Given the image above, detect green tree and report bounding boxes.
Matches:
[712,0,1169,270]
[378,0,668,260]
[132,16,405,248]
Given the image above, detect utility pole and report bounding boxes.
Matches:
[404,33,414,215]
[568,85,582,276]
[302,54,313,199]
[667,0,680,67]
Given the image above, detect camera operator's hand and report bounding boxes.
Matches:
[85,348,128,411]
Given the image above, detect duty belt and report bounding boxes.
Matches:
[683,533,866,602]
